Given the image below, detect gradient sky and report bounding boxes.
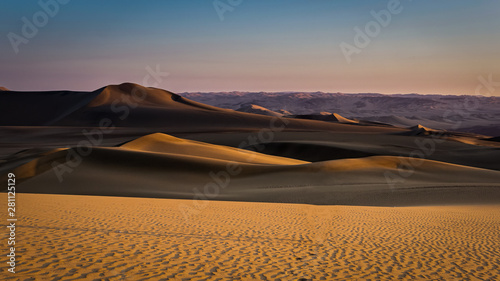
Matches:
[1,0,499,95]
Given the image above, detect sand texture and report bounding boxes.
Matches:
[1,194,499,280]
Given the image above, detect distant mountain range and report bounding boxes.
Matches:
[181,92,500,136]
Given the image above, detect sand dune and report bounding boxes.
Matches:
[487,136,500,142]
[2,193,499,280]
[0,89,101,126]
[207,131,500,170]
[11,133,500,206]
[369,115,451,129]
[2,124,499,174]
[0,86,8,91]
[401,124,445,135]
[0,83,405,134]
[407,124,441,135]
[88,83,222,111]
[332,113,358,124]
[236,104,284,117]
[290,112,359,124]
[121,132,307,165]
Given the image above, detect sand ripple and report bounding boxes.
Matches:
[1,194,499,280]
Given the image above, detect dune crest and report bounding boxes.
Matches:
[332,113,358,124]
[121,132,307,165]
[236,104,283,117]
[410,124,436,131]
[289,112,359,124]
[87,83,222,111]
[396,124,445,136]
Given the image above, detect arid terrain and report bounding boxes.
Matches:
[1,194,499,280]
[1,83,499,279]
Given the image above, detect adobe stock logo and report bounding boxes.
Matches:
[340,0,409,64]
[213,0,243,21]
[7,0,70,54]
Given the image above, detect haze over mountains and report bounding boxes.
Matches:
[181,92,500,136]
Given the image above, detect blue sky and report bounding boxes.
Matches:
[1,0,499,94]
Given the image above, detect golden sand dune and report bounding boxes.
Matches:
[12,133,500,205]
[121,133,307,165]
[2,126,499,177]
[2,194,499,280]
[410,124,437,131]
[332,113,358,124]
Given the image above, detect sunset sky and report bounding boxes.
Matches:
[1,0,499,95]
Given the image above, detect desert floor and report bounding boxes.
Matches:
[2,193,499,280]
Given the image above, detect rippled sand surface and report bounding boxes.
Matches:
[2,194,499,280]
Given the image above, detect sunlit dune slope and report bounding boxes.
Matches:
[121,132,307,165]
[11,133,500,205]
[332,113,358,124]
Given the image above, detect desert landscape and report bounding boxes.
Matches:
[1,83,500,280]
[2,0,500,279]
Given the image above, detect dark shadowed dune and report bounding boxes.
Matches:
[288,113,359,124]
[0,83,407,134]
[7,133,500,206]
[0,88,101,126]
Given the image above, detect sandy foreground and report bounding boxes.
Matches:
[1,194,499,280]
